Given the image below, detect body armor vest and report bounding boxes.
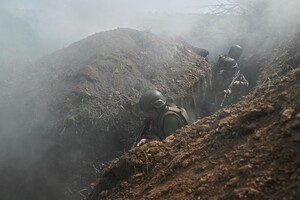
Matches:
[152,103,190,140]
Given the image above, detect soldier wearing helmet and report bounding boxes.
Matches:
[228,45,243,61]
[135,90,190,147]
[212,45,249,108]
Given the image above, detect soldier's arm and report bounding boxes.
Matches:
[139,120,160,140]
[136,119,159,147]
[238,74,249,86]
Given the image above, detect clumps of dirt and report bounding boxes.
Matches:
[88,68,300,200]
[0,28,211,199]
[46,28,211,162]
[44,28,210,130]
[9,28,211,163]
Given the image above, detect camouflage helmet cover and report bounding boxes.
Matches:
[139,90,167,111]
[228,45,243,60]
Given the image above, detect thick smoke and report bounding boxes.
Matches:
[0,0,300,199]
[182,0,300,61]
[1,0,299,61]
[0,0,221,61]
[49,0,300,60]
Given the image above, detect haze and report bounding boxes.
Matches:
[0,0,223,61]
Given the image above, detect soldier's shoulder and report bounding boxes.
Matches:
[163,114,181,126]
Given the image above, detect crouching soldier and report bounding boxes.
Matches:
[135,90,190,147]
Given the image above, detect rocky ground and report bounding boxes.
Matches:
[88,35,300,200]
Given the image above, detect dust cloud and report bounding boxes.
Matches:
[0,0,299,200]
[1,0,299,61]
[0,0,219,61]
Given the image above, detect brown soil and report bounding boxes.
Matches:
[87,34,300,199]
[89,67,300,200]
[1,28,299,200]
[3,28,211,162]
[0,28,211,200]
[43,28,211,165]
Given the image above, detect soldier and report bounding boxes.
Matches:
[213,45,249,107]
[135,90,190,147]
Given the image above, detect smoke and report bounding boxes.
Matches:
[0,0,300,199]
[0,0,222,61]
[1,0,299,62]
[264,0,300,36]
[186,0,300,61]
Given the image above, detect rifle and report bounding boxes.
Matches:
[131,118,151,148]
[220,69,241,107]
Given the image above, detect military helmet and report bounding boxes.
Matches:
[228,45,243,60]
[139,90,167,111]
[223,57,237,70]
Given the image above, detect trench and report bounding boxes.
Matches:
[175,71,214,120]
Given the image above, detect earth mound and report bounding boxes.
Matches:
[39,28,211,162]
[0,28,211,200]
[88,37,300,199]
